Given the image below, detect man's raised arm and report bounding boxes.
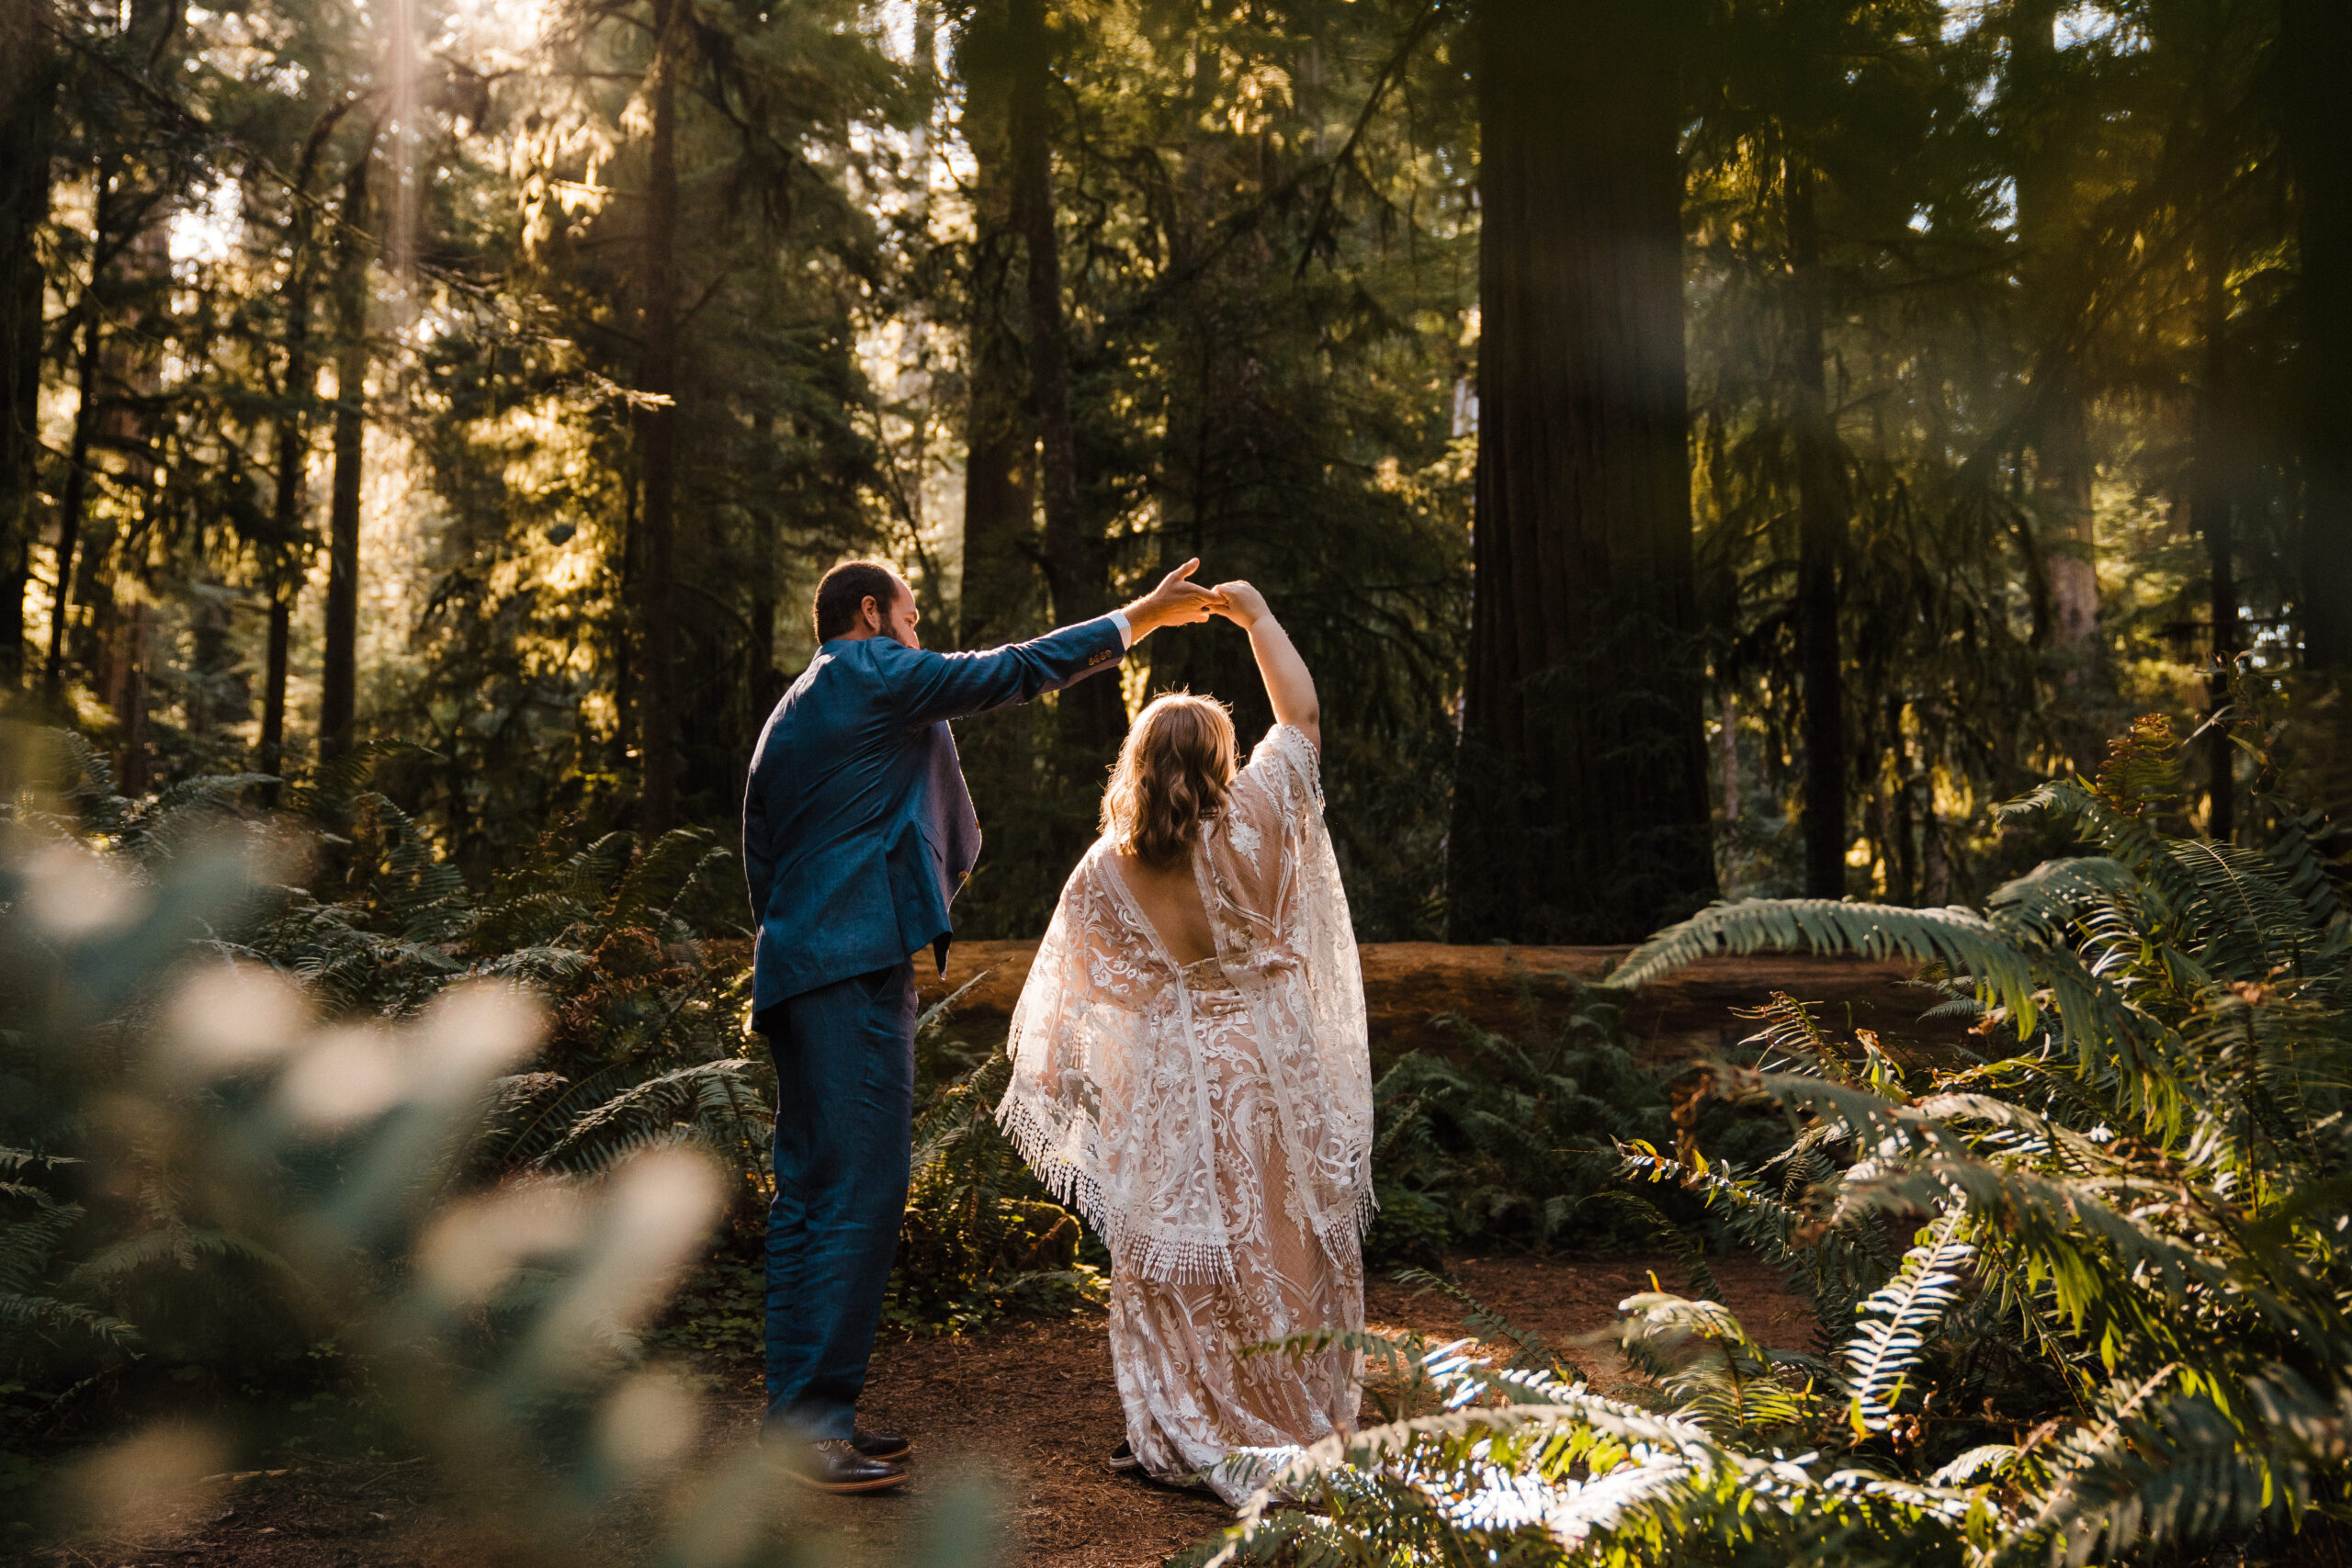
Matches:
[888,559,1221,728]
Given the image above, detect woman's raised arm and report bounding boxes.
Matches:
[1211,581,1319,752]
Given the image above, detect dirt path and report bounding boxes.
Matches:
[27,1256,1807,1568]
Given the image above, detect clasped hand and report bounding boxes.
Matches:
[1122,559,1273,637]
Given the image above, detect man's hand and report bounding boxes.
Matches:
[1121,558,1221,639]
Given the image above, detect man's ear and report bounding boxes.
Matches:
[859,594,881,633]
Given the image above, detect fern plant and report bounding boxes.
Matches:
[230,791,774,1200]
[886,984,1102,1334]
[1363,976,1703,1266]
[0,728,777,1430]
[1198,709,2352,1567]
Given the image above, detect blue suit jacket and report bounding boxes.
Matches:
[743,615,1127,1018]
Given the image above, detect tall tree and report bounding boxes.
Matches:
[1787,158,1849,897]
[260,102,352,788]
[634,0,682,830]
[1447,0,1718,942]
[2279,0,2352,673]
[2196,263,2236,840]
[956,9,1039,651]
[321,136,375,758]
[44,164,124,702]
[0,0,52,691]
[2007,0,2101,664]
[1007,0,1120,755]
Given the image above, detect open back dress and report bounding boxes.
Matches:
[996,723,1374,1503]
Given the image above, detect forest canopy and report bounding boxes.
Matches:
[0,0,2346,943]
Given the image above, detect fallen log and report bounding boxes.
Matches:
[916,940,1971,1066]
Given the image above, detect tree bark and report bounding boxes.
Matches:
[43,262,104,702]
[322,143,374,758]
[1009,0,1121,752]
[261,106,346,795]
[1446,0,1718,944]
[0,0,52,692]
[635,0,682,832]
[2280,0,2352,671]
[2008,0,2099,663]
[1788,162,1849,898]
[117,600,148,794]
[956,8,1040,649]
[2193,239,2235,841]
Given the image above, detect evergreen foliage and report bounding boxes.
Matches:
[14,0,2341,941]
[1195,710,2352,1567]
[0,724,1091,1469]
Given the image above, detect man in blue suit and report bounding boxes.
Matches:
[743,555,1218,1491]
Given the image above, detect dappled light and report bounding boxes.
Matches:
[2,0,2350,1564]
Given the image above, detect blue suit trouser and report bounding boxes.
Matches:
[758,960,917,1440]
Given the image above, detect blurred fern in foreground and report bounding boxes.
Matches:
[0,727,994,1563]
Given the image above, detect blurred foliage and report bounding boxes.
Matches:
[0,727,1017,1561]
[1189,706,2352,1567]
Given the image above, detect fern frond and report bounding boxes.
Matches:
[1843,1204,1973,1434]
[1612,897,2096,1042]
[1737,991,1860,1085]
[604,829,722,931]
[534,1059,771,1176]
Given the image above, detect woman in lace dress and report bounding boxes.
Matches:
[996,581,1372,1505]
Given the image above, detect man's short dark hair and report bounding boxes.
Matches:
[813,560,907,642]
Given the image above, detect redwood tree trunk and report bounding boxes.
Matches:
[118,600,148,793]
[260,104,348,792]
[1788,162,1849,898]
[1446,0,1718,944]
[1010,0,1121,753]
[2281,0,2352,671]
[636,0,682,832]
[0,0,52,691]
[322,147,372,757]
[957,11,1039,649]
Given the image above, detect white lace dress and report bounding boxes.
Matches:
[997,724,1373,1504]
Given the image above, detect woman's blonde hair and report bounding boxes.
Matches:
[1101,692,1238,869]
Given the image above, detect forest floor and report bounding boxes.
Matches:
[22,1254,1810,1568]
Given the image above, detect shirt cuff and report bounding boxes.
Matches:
[1107,609,1134,649]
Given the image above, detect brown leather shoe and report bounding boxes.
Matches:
[851,1428,910,1461]
[786,1438,908,1494]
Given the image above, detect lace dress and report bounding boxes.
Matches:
[997,724,1372,1504]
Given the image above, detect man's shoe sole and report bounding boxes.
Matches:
[787,1468,909,1495]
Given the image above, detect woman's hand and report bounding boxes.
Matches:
[1215,579,1317,746]
[1209,580,1272,628]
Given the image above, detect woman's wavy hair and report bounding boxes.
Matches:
[1101,692,1238,869]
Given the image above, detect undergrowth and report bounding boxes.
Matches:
[1193,689,2352,1567]
[0,724,1101,1484]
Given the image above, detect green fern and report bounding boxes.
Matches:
[1844,1205,1973,1436]
[1216,710,2352,1568]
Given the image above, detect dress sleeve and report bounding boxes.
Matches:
[1218,723,1323,926]
[1204,722,1376,1246]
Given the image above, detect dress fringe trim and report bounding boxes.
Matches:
[995,1088,1372,1287]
